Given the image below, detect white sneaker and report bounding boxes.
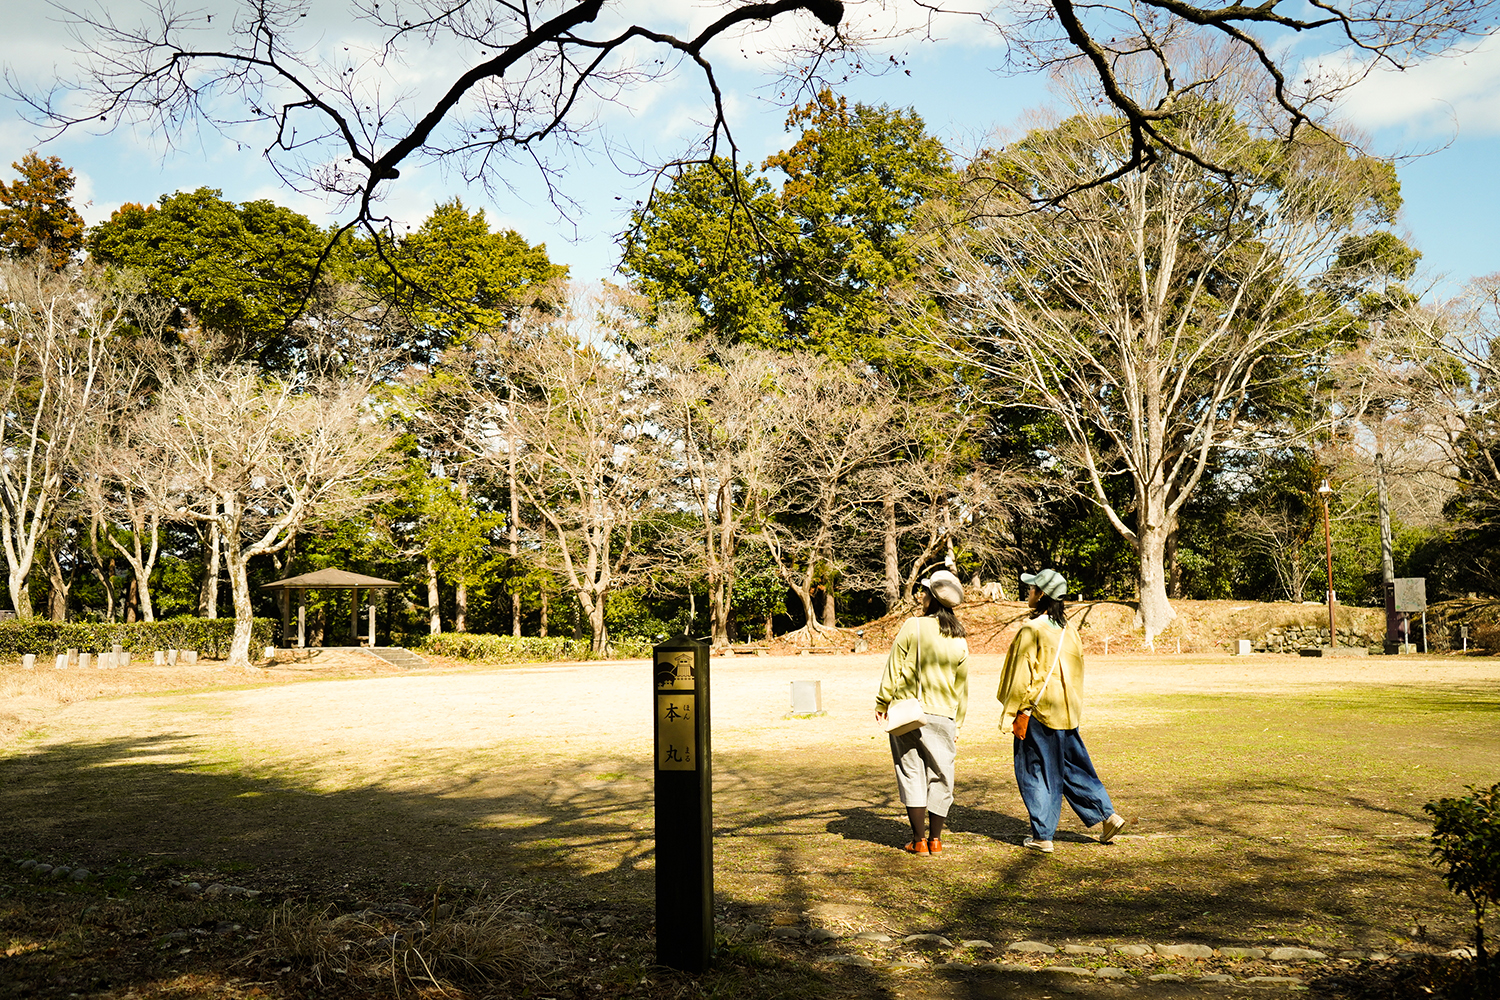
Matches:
[1099,813,1128,844]
[1023,837,1054,853]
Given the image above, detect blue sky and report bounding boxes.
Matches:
[3,1,1498,295]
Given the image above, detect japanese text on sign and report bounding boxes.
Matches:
[656,693,695,771]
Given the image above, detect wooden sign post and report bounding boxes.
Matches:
[652,635,712,973]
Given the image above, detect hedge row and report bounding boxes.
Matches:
[0,617,276,658]
[416,633,653,662]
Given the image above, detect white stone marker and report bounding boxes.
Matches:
[22,653,35,670]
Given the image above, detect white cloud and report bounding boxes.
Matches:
[1332,31,1500,138]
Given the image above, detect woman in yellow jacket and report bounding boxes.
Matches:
[875,569,970,856]
[997,569,1126,853]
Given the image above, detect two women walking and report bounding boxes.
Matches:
[876,567,1126,854]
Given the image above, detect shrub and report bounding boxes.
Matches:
[0,616,276,659]
[1425,782,1500,989]
[416,632,653,663]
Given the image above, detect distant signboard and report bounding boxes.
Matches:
[1393,577,1427,612]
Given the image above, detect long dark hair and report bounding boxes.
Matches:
[1034,593,1067,629]
[924,588,967,639]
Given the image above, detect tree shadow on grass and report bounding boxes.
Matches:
[0,730,1475,1000]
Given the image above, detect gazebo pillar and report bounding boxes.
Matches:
[350,587,360,644]
[297,590,306,648]
[368,605,376,647]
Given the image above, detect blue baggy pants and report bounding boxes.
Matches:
[1013,719,1114,840]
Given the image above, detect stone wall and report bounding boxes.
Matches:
[1252,624,1379,652]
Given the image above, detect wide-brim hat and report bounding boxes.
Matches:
[921,569,964,609]
[1021,568,1068,600]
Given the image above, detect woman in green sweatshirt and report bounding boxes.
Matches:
[875,569,970,856]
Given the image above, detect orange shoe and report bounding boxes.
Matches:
[901,839,930,856]
[927,838,943,854]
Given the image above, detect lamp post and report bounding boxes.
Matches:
[1318,479,1335,648]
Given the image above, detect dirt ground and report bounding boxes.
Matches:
[4,628,1499,1000]
[10,643,1495,768]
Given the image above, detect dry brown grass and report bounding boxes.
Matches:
[248,897,580,996]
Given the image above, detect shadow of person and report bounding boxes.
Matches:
[828,804,1096,849]
[952,804,1098,845]
[826,807,911,848]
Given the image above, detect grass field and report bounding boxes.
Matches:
[1,647,1497,999]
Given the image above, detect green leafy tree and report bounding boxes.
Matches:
[623,91,954,379]
[381,199,566,352]
[86,188,326,366]
[1426,783,1500,991]
[761,89,954,374]
[0,152,86,271]
[621,162,791,346]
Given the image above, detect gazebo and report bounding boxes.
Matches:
[261,568,404,647]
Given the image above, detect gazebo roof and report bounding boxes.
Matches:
[261,568,404,590]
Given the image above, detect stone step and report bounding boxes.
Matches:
[368,647,432,670]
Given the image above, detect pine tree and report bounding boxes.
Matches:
[0,152,86,271]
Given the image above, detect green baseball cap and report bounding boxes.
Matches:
[1021,568,1068,599]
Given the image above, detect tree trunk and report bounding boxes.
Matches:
[820,583,836,628]
[882,491,900,611]
[708,480,735,644]
[1134,346,1176,644]
[45,543,69,621]
[102,557,117,621]
[426,555,441,635]
[198,513,220,619]
[455,579,467,632]
[508,385,523,638]
[539,585,548,638]
[1377,450,1398,647]
[788,580,816,631]
[126,575,139,622]
[7,565,33,617]
[1166,523,1183,599]
[589,597,608,656]
[224,545,257,669]
[1134,505,1176,644]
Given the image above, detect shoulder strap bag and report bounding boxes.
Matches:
[883,619,927,737]
[1012,621,1065,740]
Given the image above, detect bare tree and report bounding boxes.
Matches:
[135,361,395,666]
[0,262,147,617]
[924,74,1406,643]
[867,405,1033,611]
[647,324,783,645]
[754,354,904,639]
[18,0,848,278]
[493,291,672,655]
[1337,286,1500,592]
[943,0,1492,194]
[21,0,1488,249]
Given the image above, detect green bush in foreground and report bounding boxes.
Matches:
[1425,782,1500,989]
[0,617,276,658]
[417,632,651,662]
